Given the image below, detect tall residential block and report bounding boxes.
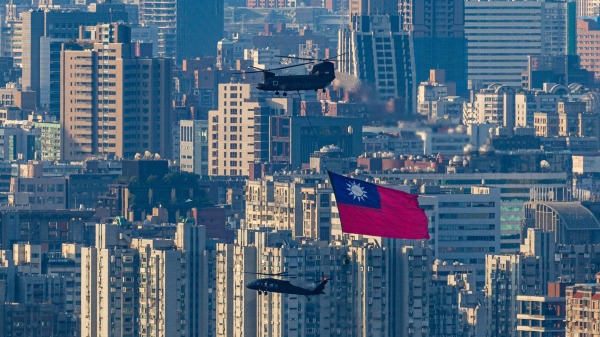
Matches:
[465,0,574,87]
[22,9,128,110]
[60,24,171,161]
[208,84,294,176]
[81,223,138,337]
[216,231,388,337]
[516,282,566,337]
[566,280,600,337]
[338,15,415,111]
[1,3,23,67]
[348,0,398,16]
[577,18,600,80]
[179,120,209,176]
[386,241,433,337]
[269,115,363,170]
[139,0,223,59]
[577,0,600,16]
[245,174,332,240]
[419,185,502,289]
[401,0,467,94]
[484,228,600,337]
[81,219,207,337]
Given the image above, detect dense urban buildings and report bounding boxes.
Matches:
[139,0,223,59]
[402,0,467,94]
[60,24,171,161]
[1,1,600,336]
[338,14,414,110]
[464,0,574,87]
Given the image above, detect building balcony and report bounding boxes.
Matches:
[517,314,564,321]
[516,326,565,333]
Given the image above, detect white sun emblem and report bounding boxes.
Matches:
[346,181,368,202]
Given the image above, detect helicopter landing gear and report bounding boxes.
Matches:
[283,92,287,96]
[275,91,280,95]
[258,291,262,295]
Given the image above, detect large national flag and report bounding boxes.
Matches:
[328,171,430,239]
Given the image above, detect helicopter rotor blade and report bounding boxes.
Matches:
[244,271,289,276]
[275,52,349,62]
[235,61,313,74]
[325,52,349,60]
[275,55,319,61]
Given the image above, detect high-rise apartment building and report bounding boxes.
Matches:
[139,0,223,60]
[465,0,575,87]
[338,15,415,111]
[1,3,23,67]
[81,223,139,337]
[386,241,433,337]
[22,9,128,110]
[373,171,568,252]
[515,87,561,127]
[577,18,600,80]
[401,0,467,94]
[348,0,398,16]
[577,0,600,16]
[177,0,223,59]
[484,228,600,337]
[516,283,566,337]
[138,0,176,58]
[132,238,188,337]
[419,185,502,288]
[470,83,516,127]
[82,219,207,337]
[566,279,600,337]
[60,24,171,161]
[216,230,388,337]
[208,84,294,176]
[430,261,480,337]
[245,174,332,239]
[269,115,363,169]
[179,120,209,176]
[215,243,257,337]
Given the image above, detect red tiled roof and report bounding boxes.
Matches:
[573,292,584,299]
[592,293,600,300]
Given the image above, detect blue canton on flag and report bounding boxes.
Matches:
[329,173,381,209]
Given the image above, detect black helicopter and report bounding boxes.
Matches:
[241,54,344,96]
[245,272,329,300]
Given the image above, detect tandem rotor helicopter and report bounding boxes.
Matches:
[245,271,330,300]
[239,54,346,96]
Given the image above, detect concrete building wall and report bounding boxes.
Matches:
[577,18,600,80]
[61,40,171,161]
[180,119,208,176]
[566,283,600,337]
[577,0,600,16]
[208,83,257,176]
[465,1,568,87]
[420,186,501,289]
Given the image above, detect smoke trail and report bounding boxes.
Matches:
[332,71,360,91]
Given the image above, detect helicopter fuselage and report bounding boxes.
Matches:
[246,277,328,296]
[256,74,335,92]
[255,61,336,93]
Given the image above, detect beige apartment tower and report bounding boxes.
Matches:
[60,24,171,161]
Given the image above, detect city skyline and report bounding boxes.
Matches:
[0,1,600,337]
